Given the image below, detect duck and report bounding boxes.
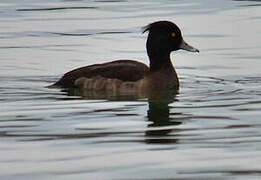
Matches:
[49,21,199,92]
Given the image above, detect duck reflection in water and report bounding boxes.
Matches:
[65,88,182,144]
[146,90,181,144]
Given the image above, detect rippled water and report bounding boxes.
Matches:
[1,0,261,179]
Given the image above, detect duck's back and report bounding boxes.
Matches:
[51,60,149,88]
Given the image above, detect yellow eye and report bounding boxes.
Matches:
[171,32,176,38]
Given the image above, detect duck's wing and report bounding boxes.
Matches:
[50,60,149,88]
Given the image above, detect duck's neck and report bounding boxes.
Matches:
[148,53,175,72]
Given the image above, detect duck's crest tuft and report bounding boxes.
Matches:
[142,21,176,33]
[142,24,151,33]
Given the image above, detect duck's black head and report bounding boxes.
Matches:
[143,21,199,69]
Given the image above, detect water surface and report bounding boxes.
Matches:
[1,0,261,179]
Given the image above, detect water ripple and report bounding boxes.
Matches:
[16,6,98,12]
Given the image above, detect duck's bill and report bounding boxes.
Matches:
[179,40,199,53]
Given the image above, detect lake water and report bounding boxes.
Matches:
[1,0,261,179]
